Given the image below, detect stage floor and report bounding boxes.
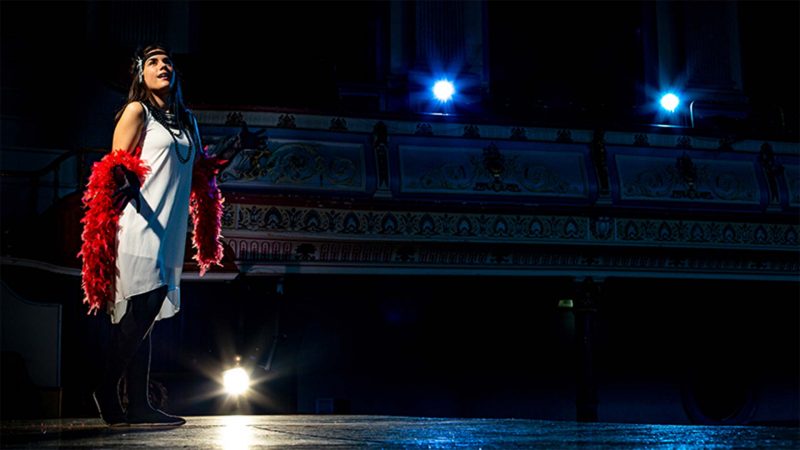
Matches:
[1,415,798,449]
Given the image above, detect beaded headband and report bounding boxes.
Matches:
[135,49,170,84]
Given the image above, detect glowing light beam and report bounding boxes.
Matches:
[432,80,455,102]
[223,367,250,396]
[660,93,680,113]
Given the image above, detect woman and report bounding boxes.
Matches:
[80,44,250,426]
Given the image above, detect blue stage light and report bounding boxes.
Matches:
[432,80,455,103]
[660,93,680,113]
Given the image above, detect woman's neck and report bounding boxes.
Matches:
[149,94,172,112]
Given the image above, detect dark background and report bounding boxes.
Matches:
[2,1,798,146]
[1,0,799,424]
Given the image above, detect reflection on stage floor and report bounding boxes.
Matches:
[2,415,798,449]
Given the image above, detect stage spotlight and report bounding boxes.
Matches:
[660,93,680,113]
[223,367,250,396]
[432,79,455,103]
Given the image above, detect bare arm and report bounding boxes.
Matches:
[109,102,145,213]
[112,102,145,152]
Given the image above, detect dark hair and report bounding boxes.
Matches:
[114,44,192,130]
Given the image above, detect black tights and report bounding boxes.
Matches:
[102,285,167,411]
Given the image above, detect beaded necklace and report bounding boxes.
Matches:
[145,101,194,164]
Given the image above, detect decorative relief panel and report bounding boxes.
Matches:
[197,121,799,280]
[615,218,798,248]
[221,139,366,191]
[223,237,799,281]
[202,126,372,194]
[779,158,800,209]
[228,203,589,242]
[610,147,765,208]
[223,203,799,251]
[394,139,592,200]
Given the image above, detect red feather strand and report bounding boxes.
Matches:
[190,154,226,276]
[78,149,149,315]
[78,150,226,315]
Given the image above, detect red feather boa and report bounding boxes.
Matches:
[190,153,226,276]
[79,149,225,315]
[79,149,149,315]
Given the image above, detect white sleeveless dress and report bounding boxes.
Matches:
[112,103,196,324]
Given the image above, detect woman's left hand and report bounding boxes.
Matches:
[111,164,141,213]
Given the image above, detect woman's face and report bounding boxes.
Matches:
[142,53,174,95]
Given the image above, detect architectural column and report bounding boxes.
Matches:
[651,2,747,129]
[389,0,488,113]
[574,277,602,422]
[372,121,391,197]
[387,0,412,111]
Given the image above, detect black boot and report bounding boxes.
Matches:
[93,286,167,426]
[92,350,127,426]
[126,333,186,426]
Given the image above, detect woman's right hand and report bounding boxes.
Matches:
[112,164,141,213]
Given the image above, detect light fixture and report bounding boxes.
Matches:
[432,79,455,103]
[223,366,250,396]
[659,93,680,113]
